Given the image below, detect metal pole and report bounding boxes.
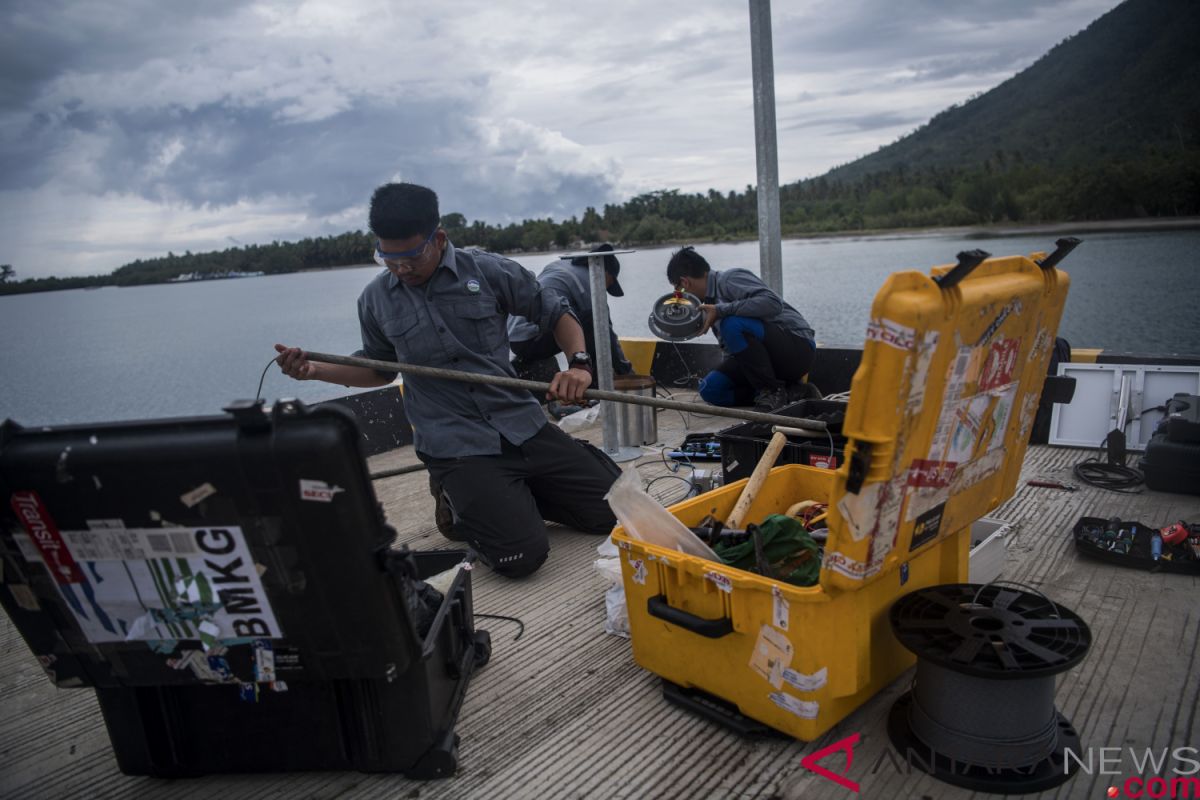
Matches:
[301,351,829,432]
[749,0,783,295]
[585,254,640,461]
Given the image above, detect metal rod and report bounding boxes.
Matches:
[369,463,428,481]
[586,253,621,455]
[302,351,829,432]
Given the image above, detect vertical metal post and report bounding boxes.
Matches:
[749,0,783,294]
[586,254,641,462]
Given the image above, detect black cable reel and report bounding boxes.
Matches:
[648,291,705,342]
[887,583,1092,794]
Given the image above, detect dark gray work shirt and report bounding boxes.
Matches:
[508,259,632,372]
[355,241,570,458]
[706,268,816,352]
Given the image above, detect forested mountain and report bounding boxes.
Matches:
[826,0,1200,181]
[3,0,1196,294]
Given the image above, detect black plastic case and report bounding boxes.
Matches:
[718,399,848,482]
[1163,393,1200,444]
[1139,432,1200,496]
[0,400,488,777]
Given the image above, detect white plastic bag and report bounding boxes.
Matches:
[603,582,630,638]
[557,402,601,432]
[592,551,629,638]
[604,467,720,562]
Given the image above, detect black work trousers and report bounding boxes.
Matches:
[418,423,620,578]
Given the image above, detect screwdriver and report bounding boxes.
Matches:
[1026,480,1077,491]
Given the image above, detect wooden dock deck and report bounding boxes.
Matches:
[2,390,1198,799]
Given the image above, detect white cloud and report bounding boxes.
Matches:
[0,0,1123,278]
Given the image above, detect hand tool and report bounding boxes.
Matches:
[726,430,789,530]
[1025,480,1076,491]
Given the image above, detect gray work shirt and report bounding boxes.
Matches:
[508,259,632,372]
[706,268,816,352]
[355,240,571,458]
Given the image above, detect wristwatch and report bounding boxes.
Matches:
[568,352,594,373]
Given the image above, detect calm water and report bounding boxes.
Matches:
[2,228,1198,426]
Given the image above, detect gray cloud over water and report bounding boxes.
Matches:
[0,0,1119,277]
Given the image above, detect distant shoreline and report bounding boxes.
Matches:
[542,216,1200,256]
[4,216,1198,295]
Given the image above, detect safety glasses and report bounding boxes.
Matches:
[374,226,438,268]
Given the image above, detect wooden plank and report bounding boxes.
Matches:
[2,399,1198,799]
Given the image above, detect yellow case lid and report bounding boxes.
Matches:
[820,246,1072,591]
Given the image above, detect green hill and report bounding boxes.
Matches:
[824,0,1200,181]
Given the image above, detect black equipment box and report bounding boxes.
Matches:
[0,400,489,778]
[1139,432,1200,496]
[1162,393,1200,444]
[719,399,848,482]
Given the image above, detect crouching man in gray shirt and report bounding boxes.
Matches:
[667,246,817,411]
[275,183,619,578]
[507,243,634,384]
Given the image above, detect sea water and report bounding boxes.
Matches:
[1,227,1197,426]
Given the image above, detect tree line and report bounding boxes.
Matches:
[2,150,1197,295]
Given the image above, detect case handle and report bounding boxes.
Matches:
[1035,237,1081,270]
[933,249,990,290]
[647,595,733,638]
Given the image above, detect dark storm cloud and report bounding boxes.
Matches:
[0,1,246,104]
[773,0,1088,68]
[0,0,1121,278]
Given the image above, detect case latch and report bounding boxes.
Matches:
[846,440,872,494]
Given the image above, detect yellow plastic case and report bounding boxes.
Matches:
[614,248,1071,740]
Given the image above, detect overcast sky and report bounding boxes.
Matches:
[0,0,1121,279]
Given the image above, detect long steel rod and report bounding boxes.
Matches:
[302,351,829,432]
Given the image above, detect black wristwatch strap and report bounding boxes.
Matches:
[568,352,594,373]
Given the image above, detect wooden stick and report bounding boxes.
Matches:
[302,351,829,432]
[726,430,789,529]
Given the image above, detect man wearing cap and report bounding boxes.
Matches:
[275,182,620,579]
[507,243,634,389]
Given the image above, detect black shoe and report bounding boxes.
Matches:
[429,477,465,541]
[787,381,823,402]
[753,387,789,412]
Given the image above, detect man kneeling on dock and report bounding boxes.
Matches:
[667,246,818,411]
[275,182,619,578]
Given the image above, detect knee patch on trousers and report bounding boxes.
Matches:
[699,370,738,407]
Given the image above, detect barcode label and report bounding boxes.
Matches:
[169,531,197,554]
[60,528,201,561]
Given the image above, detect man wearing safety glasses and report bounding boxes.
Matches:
[275,183,619,578]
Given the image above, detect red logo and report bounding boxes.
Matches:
[801,733,861,792]
[9,491,85,584]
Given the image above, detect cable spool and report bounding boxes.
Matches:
[887,583,1091,794]
[648,291,705,341]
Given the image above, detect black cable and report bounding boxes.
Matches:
[254,355,277,403]
[654,381,691,428]
[1072,456,1145,493]
[645,473,695,502]
[474,612,525,641]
